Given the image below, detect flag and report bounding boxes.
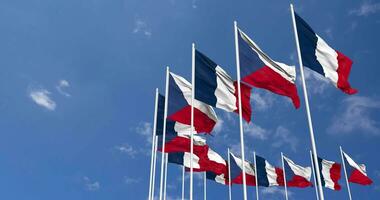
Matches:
[168,72,218,133]
[283,156,312,187]
[187,147,228,175]
[206,171,229,185]
[255,155,283,187]
[342,151,373,185]
[195,49,252,122]
[168,152,201,170]
[294,12,357,95]
[229,152,256,186]
[237,28,300,108]
[317,157,342,190]
[157,130,208,154]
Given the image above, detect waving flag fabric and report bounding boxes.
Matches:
[195,49,252,122]
[187,147,227,175]
[157,131,208,154]
[168,152,201,170]
[168,72,218,133]
[206,171,229,185]
[255,155,283,187]
[343,151,373,185]
[317,157,342,190]
[283,156,312,187]
[229,152,256,186]
[294,13,357,95]
[237,29,300,108]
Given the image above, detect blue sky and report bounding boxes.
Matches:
[0,0,379,199]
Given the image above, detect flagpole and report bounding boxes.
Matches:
[152,135,159,200]
[234,20,248,200]
[310,150,319,200]
[159,67,170,200]
[340,146,353,200]
[204,172,207,200]
[227,148,232,200]
[281,153,289,200]
[290,4,325,200]
[149,89,159,200]
[182,165,185,200]
[164,154,168,200]
[253,151,259,200]
[190,42,195,200]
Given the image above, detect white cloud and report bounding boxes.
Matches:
[301,67,330,95]
[124,177,141,184]
[213,119,224,135]
[244,123,269,140]
[133,19,152,37]
[324,28,333,39]
[83,176,100,191]
[56,79,71,97]
[328,96,380,135]
[29,88,56,111]
[251,90,275,111]
[136,122,153,143]
[115,143,138,158]
[261,187,293,197]
[350,1,380,16]
[191,0,197,8]
[271,126,299,152]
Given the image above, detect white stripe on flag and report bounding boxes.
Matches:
[320,159,336,190]
[215,66,237,112]
[231,153,255,176]
[315,34,339,86]
[343,152,368,176]
[184,152,201,169]
[284,156,311,180]
[265,160,279,186]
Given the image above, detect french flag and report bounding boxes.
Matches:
[317,157,342,190]
[168,152,201,170]
[255,155,283,187]
[294,12,357,95]
[282,156,312,188]
[237,28,301,109]
[342,151,373,185]
[168,72,218,134]
[195,49,252,122]
[206,171,229,185]
[229,152,256,186]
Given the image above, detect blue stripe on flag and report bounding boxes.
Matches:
[294,12,325,76]
[256,155,270,187]
[168,152,185,165]
[284,159,296,181]
[317,157,326,187]
[229,153,242,180]
[237,31,266,79]
[156,94,165,136]
[168,74,189,117]
[195,50,218,107]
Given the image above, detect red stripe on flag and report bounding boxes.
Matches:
[336,51,358,95]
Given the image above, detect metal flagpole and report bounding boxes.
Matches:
[204,172,207,200]
[281,153,289,200]
[164,154,168,200]
[290,4,325,200]
[152,135,159,200]
[228,148,232,200]
[233,20,248,200]
[253,151,259,200]
[340,146,353,200]
[190,43,195,200]
[149,89,159,200]
[182,165,185,200]
[310,150,320,200]
[159,67,170,200]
